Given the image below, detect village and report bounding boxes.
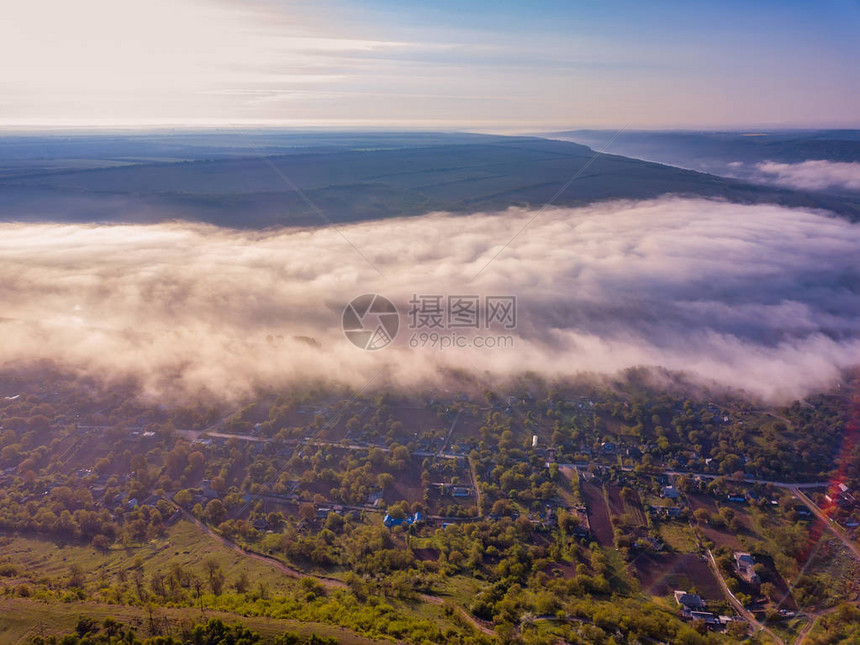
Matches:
[1,373,859,642]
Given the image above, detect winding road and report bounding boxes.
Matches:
[705,550,784,644]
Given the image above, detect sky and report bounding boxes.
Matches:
[1,0,859,130]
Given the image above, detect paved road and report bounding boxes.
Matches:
[679,483,780,642]
[467,454,483,515]
[794,604,854,644]
[175,432,830,491]
[665,471,829,490]
[176,429,466,461]
[705,550,784,645]
[556,463,830,490]
[438,410,461,456]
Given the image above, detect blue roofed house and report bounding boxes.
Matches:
[383,511,423,528]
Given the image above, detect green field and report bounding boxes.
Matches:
[0,598,386,645]
[0,520,293,597]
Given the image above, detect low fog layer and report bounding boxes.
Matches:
[0,197,857,403]
[755,160,860,192]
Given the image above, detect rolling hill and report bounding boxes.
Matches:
[1,132,859,227]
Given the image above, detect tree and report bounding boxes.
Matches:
[376,472,394,489]
[175,489,193,507]
[491,499,511,517]
[205,499,226,525]
[726,620,749,639]
[130,454,147,474]
[91,534,110,552]
[204,558,225,595]
[234,570,250,594]
[558,508,580,533]
[298,503,315,523]
[188,450,206,470]
[68,564,85,588]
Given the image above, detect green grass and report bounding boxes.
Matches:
[0,520,293,596]
[433,574,485,606]
[601,547,633,595]
[769,615,809,645]
[658,524,699,553]
[0,597,387,645]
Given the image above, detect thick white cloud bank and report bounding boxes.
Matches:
[756,160,860,192]
[0,197,858,403]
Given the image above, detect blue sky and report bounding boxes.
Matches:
[1,0,858,130]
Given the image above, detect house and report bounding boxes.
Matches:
[252,518,268,531]
[734,552,760,584]
[648,505,682,519]
[383,512,422,528]
[794,505,813,518]
[825,484,857,509]
[674,591,706,610]
[683,609,720,625]
[662,486,680,500]
[386,513,410,528]
[643,537,664,551]
[727,494,746,503]
[367,490,384,503]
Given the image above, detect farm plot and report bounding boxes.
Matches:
[631,552,724,601]
[580,479,614,547]
[606,485,647,527]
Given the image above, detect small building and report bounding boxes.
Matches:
[383,512,422,529]
[383,513,406,528]
[674,591,706,610]
[252,518,268,531]
[794,505,813,518]
[648,505,682,521]
[734,552,760,584]
[683,609,720,625]
[662,486,680,500]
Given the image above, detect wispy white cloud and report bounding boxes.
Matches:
[3,1,857,128]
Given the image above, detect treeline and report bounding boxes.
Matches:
[32,617,338,645]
